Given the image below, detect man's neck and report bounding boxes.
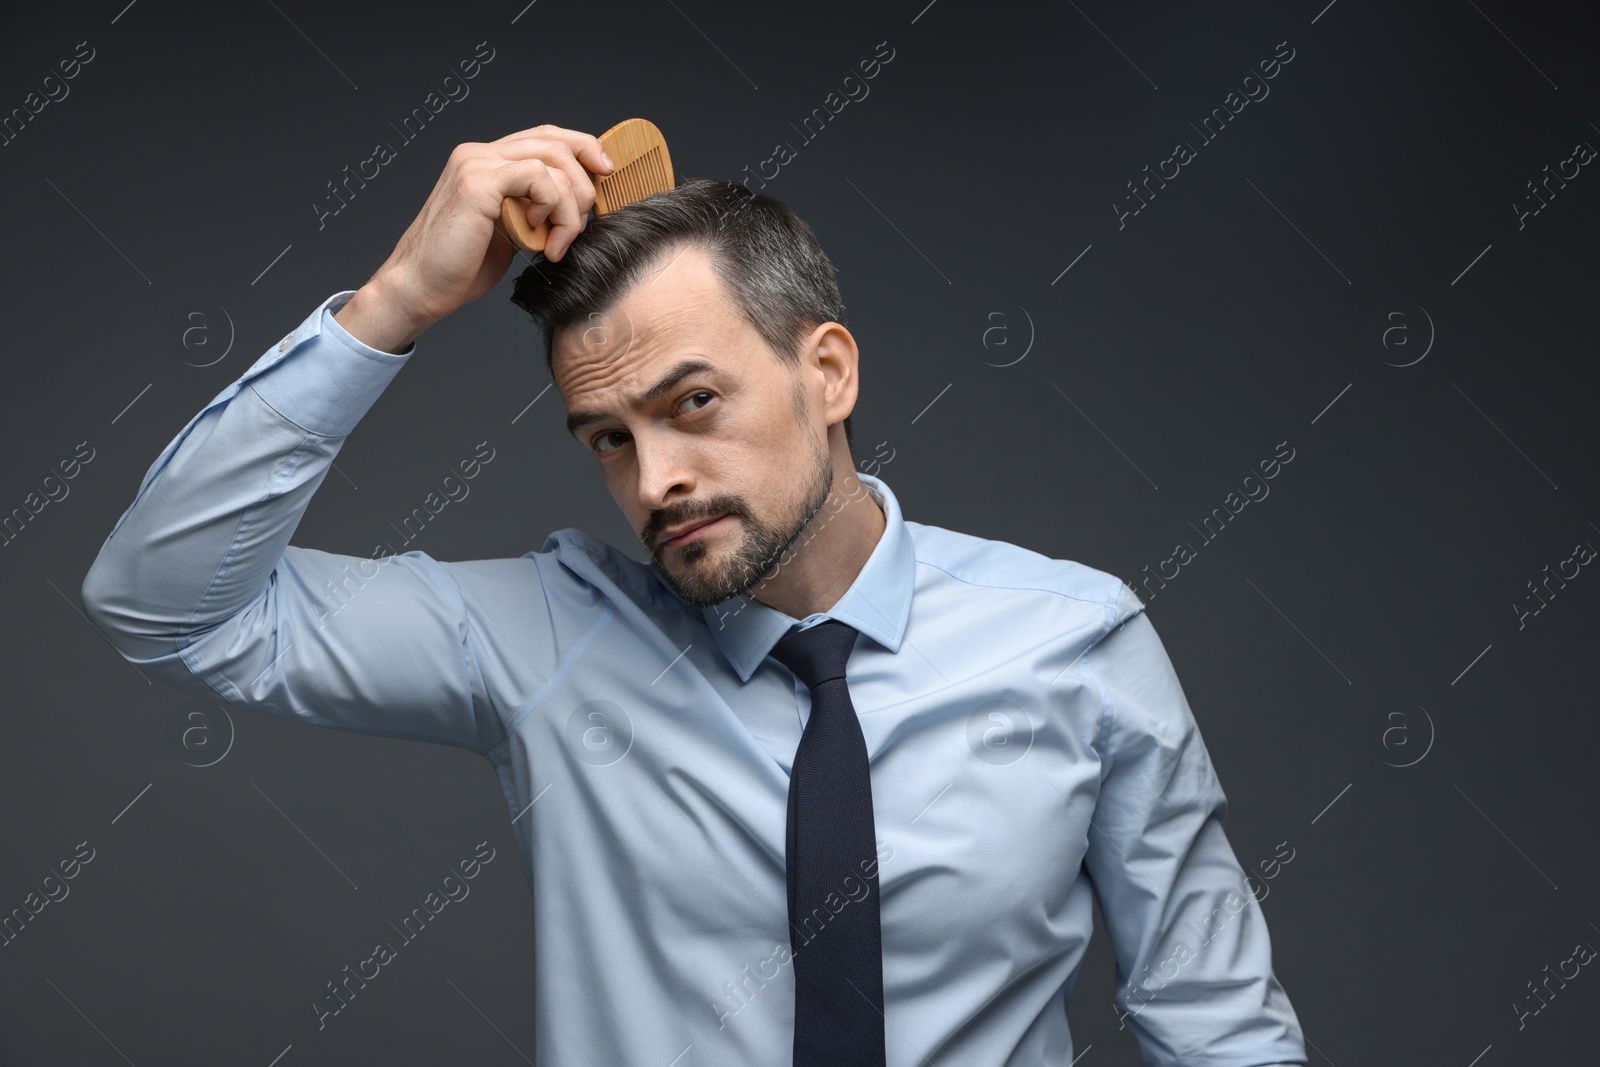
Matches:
[749,472,886,621]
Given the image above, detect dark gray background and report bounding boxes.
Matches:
[3,0,1597,1063]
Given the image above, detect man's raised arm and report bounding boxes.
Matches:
[79,125,616,751]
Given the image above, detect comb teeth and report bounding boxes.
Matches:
[599,146,669,212]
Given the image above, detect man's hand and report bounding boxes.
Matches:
[334,124,615,353]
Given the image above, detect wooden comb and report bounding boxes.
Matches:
[499,117,675,254]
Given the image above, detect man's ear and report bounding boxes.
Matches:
[806,322,860,428]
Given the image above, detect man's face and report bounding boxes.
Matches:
[552,243,836,608]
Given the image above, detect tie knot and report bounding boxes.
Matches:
[769,618,858,690]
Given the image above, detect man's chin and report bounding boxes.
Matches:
[679,561,783,610]
[652,551,741,607]
[664,578,751,610]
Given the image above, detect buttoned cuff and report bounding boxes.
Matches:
[248,290,414,438]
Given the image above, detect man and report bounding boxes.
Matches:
[81,123,1308,1065]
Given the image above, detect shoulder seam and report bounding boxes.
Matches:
[912,555,1125,611]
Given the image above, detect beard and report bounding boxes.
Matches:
[643,428,834,609]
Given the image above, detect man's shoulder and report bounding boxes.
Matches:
[415,526,680,614]
[902,517,1145,630]
[524,526,685,612]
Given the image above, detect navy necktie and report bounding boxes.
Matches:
[768,618,886,1066]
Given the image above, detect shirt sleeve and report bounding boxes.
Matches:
[1078,586,1309,1066]
[79,290,510,755]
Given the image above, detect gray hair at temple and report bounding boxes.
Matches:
[507,177,853,450]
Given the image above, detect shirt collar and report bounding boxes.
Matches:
[647,473,914,683]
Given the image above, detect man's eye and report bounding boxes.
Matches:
[593,430,628,454]
[678,390,715,414]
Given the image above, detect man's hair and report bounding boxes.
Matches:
[508,177,853,449]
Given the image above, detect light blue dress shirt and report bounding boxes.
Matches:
[81,290,1309,1066]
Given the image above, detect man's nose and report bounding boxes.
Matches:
[634,437,696,510]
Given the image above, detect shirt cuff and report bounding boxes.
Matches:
[248,290,414,438]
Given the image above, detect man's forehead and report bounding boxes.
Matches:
[613,298,709,350]
[554,281,753,373]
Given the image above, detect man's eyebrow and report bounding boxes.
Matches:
[565,358,721,438]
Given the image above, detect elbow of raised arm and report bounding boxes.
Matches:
[80,544,193,662]
[80,551,143,659]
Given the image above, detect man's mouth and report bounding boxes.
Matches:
[659,514,729,548]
